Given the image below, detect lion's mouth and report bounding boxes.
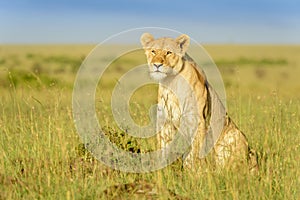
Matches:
[149,70,167,81]
[151,69,164,73]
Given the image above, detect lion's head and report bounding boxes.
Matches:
[140,33,190,81]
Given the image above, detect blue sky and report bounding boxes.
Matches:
[0,0,299,44]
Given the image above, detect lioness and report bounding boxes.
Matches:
[140,33,258,172]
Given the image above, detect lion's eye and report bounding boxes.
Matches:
[166,51,172,55]
[151,50,156,54]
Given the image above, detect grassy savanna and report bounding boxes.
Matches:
[0,44,300,199]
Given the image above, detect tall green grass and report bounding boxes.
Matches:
[0,45,299,199]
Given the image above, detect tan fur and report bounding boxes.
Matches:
[140,33,258,172]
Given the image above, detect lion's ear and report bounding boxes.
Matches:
[140,33,154,48]
[176,34,190,53]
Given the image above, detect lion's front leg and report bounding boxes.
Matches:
[157,123,175,150]
[156,103,179,162]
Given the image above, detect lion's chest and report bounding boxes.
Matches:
[156,86,182,146]
[158,88,181,123]
[156,76,201,147]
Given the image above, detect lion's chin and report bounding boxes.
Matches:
[149,72,167,81]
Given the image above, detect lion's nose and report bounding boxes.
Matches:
[153,63,163,69]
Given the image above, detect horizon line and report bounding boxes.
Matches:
[1,42,300,46]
